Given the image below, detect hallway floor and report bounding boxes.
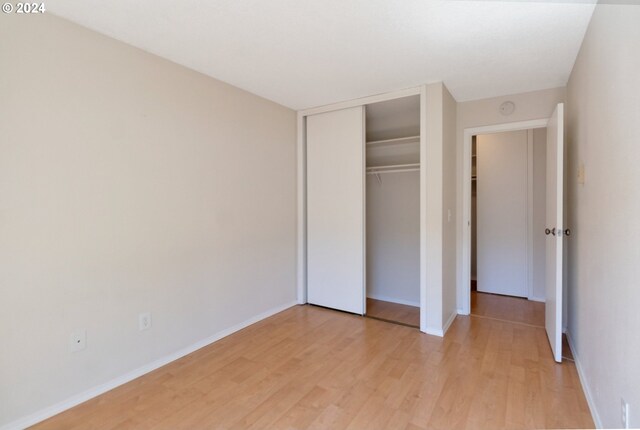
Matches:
[471,291,545,327]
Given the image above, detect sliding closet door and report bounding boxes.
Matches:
[306,106,365,315]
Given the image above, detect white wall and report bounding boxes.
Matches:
[425,82,458,334]
[565,4,640,428]
[456,87,565,310]
[442,86,458,329]
[425,83,444,333]
[366,172,420,306]
[0,14,297,427]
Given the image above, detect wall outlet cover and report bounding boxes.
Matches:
[139,312,152,331]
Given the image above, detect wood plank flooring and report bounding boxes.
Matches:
[471,291,545,327]
[366,298,420,328]
[32,305,593,430]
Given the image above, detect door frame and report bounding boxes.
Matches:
[296,86,428,332]
[459,118,549,315]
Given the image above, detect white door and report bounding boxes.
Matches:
[476,131,528,297]
[545,103,564,363]
[306,106,366,315]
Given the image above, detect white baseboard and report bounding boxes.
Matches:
[1,301,298,430]
[528,296,546,303]
[423,311,458,338]
[424,327,443,337]
[366,294,419,308]
[443,311,457,335]
[565,332,602,429]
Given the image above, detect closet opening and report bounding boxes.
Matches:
[470,128,546,327]
[364,95,420,328]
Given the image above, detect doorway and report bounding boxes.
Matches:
[461,105,567,363]
[470,129,541,328]
[473,128,547,297]
[470,127,546,325]
[460,119,548,316]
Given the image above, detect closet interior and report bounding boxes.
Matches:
[365,95,420,328]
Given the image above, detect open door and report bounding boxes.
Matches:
[306,106,366,315]
[545,103,564,362]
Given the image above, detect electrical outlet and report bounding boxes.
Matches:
[622,398,629,429]
[69,329,86,352]
[139,312,152,331]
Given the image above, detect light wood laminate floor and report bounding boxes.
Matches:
[471,291,545,327]
[32,305,593,430]
[366,298,420,328]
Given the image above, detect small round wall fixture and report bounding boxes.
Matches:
[499,101,515,116]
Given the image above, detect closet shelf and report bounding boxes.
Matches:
[367,163,420,174]
[366,135,420,147]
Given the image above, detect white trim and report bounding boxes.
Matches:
[296,112,307,305]
[419,84,428,334]
[566,332,602,429]
[459,118,549,316]
[1,301,298,430]
[298,86,421,117]
[459,127,472,316]
[361,107,367,315]
[366,294,420,308]
[527,129,534,300]
[424,327,444,337]
[425,309,456,337]
[528,296,546,303]
[442,311,458,335]
[464,119,549,137]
